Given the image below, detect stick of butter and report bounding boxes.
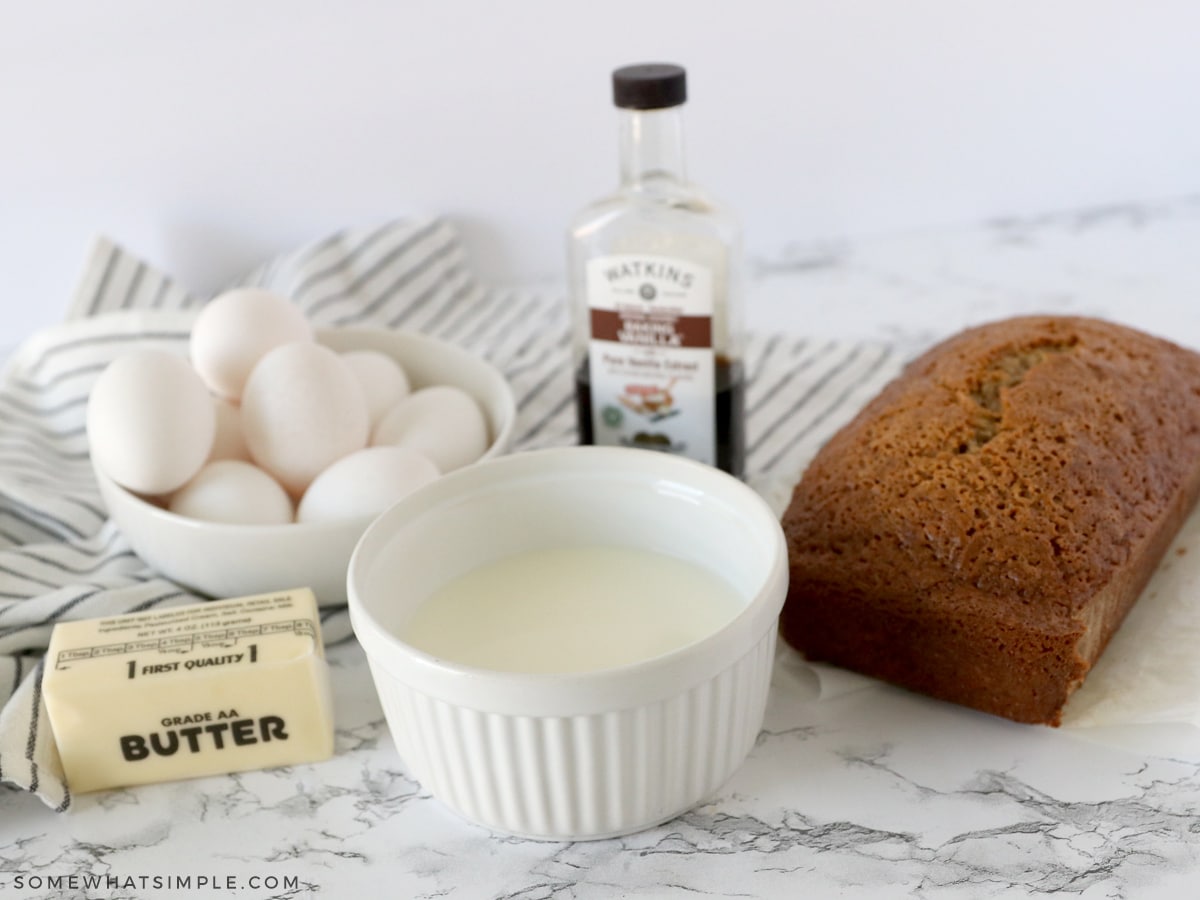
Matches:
[42,588,334,794]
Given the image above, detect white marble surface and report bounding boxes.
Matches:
[3,196,1200,898]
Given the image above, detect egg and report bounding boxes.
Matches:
[190,288,313,400]
[297,446,439,524]
[341,349,411,428]
[210,397,251,462]
[241,342,370,495]
[169,460,294,525]
[372,385,489,473]
[87,349,216,496]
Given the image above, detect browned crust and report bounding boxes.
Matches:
[780,315,1200,725]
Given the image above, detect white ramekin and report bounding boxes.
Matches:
[347,446,787,840]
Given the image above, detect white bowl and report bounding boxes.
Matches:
[95,327,515,605]
[348,446,788,840]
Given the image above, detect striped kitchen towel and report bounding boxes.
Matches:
[0,218,904,810]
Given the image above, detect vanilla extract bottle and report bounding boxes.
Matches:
[568,63,745,476]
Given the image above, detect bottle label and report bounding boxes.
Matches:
[585,254,715,464]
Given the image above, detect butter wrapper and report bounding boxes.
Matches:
[43,588,334,793]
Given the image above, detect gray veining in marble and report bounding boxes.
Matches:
[4,633,1200,899]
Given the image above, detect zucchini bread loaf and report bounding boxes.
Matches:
[780,316,1200,725]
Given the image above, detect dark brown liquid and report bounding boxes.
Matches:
[575,356,746,478]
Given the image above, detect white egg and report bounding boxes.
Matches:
[297,446,439,524]
[169,460,294,525]
[190,288,313,400]
[341,349,411,428]
[87,349,216,496]
[372,386,489,473]
[241,342,370,495]
[210,397,251,462]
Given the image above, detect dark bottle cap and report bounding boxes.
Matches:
[612,63,687,110]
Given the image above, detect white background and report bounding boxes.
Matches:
[1,0,1198,341]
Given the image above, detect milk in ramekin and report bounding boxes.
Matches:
[348,446,787,840]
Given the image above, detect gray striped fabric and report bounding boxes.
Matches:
[0,219,906,810]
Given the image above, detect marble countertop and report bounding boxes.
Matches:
[3,196,1200,899]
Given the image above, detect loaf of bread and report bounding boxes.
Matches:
[780,316,1200,725]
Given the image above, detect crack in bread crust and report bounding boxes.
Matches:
[962,339,1077,452]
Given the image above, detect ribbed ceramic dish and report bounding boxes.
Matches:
[348,446,788,840]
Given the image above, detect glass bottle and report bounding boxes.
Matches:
[568,63,745,476]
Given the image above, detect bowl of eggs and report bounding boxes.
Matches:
[88,289,515,604]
